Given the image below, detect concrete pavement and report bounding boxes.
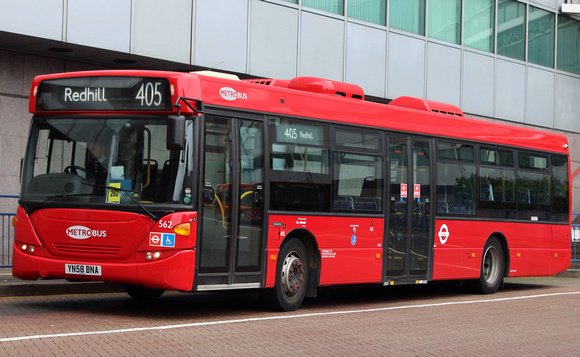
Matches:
[0,268,124,297]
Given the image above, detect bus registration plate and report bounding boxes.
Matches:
[65,264,102,276]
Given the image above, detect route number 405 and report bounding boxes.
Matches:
[136,82,163,107]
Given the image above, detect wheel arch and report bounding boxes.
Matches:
[489,232,509,278]
[283,228,320,297]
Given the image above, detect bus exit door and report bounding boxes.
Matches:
[386,136,433,281]
[197,115,265,288]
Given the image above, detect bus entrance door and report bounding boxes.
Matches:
[197,115,265,289]
[386,137,432,282]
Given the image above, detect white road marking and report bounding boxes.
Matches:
[1,291,579,343]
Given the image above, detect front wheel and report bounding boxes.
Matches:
[471,237,504,294]
[266,238,309,311]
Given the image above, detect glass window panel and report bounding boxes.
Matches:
[282,0,298,3]
[497,0,526,60]
[519,152,548,170]
[428,0,460,44]
[478,167,516,219]
[348,0,386,25]
[333,152,383,212]
[438,142,474,162]
[480,147,514,166]
[517,170,550,221]
[302,0,344,15]
[528,6,554,68]
[479,167,515,203]
[552,155,569,222]
[335,129,380,151]
[557,16,580,75]
[437,162,476,215]
[389,0,425,35]
[464,0,495,52]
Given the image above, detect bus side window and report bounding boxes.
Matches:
[333,152,382,213]
[436,142,476,216]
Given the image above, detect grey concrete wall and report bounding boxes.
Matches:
[0,50,107,213]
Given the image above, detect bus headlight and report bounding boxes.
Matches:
[145,252,161,261]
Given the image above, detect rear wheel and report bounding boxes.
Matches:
[124,284,165,300]
[267,238,309,311]
[471,237,504,294]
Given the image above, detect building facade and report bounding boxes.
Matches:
[1,0,580,212]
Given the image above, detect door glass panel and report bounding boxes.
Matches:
[236,120,264,271]
[387,142,407,276]
[200,117,232,272]
[411,141,430,275]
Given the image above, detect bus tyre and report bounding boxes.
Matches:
[268,238,309,311]
[124,284,165,300]
[472,237,504,294]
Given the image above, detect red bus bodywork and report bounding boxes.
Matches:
[13,70,571,304]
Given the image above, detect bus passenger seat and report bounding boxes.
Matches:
[334,196,354,210]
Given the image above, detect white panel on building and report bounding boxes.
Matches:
[555,74,580,132]
[530,0,559,10]
[387,33,425,99]
[67,0,131,52]
[496,59,525,123]
[346,23,386,98]
[194,0,248,73]
[426,42,461,107]
[527,67,554,128]
[132,0,192,64]
[463,51,494,117]
[299,12,344,81]
[249,0,298,79]
[0,0,63,40]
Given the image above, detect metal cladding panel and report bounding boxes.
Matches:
[346,22,387,98]
[463,51,494,117]
[527,67,555,128]
[555,73,580,133]
[250,1,298,79]
[387,33,425,99]
[496,59,526,123]
[427,42,461,107]
[132,0,192,63]
[299,12,345,81]
[194,0,248,73]
[67,0,131,52]
[0,0,63,40]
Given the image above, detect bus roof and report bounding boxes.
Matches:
[30,69,569,155]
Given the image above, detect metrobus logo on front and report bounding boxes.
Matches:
[66,225,107,240]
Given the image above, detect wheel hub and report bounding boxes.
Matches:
[281,254,304,297]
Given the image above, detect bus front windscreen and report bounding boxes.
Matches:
[20,117,194,209]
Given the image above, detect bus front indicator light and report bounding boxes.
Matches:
[173,223,190,236]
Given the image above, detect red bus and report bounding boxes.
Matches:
[13,70,571,311]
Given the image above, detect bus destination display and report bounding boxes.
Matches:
[36,76,173,111]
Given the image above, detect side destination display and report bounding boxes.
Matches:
[36,76,173,112]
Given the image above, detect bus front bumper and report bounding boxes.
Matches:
[11,244,196,292]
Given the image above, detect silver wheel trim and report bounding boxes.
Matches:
[281,251,305,298]
[482,245,500,285]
